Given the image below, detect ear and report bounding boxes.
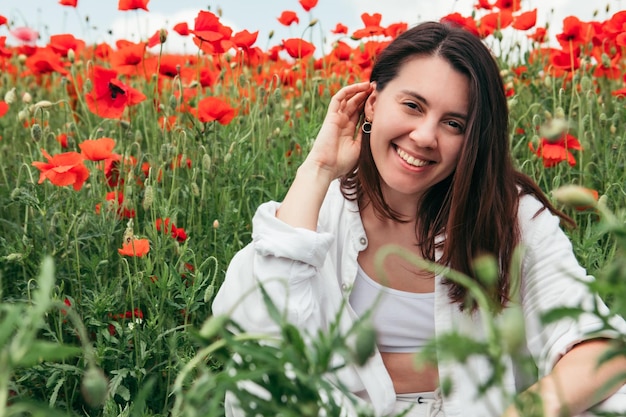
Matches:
[364,82,378,121]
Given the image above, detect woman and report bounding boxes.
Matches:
[212,21,626,416]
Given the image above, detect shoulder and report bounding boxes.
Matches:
[318,179,362,231]
[517,192,565,247]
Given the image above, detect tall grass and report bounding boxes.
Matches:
[1,3,626,416]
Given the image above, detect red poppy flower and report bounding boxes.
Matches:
[282,38,315,59]
[85,66,146,119]
[0,101,8,118]
[475,0,494,10]
[478,10,513,37]
[95,191,135,219]
[529,133,582,168]
[191,10,233,52]
[156,218,188,242]
[512,9,537,31]
[118,238,150,257]
[528,27,548,43]
[59,0,78,6]
[56,133,69,148]
[173,22,190,36]
[232,30,258,50]
[0,15,7,26]
[32,149,89,190]
[25,47,69,75]
[299,0,318,12]
[110,40,147,75]
[118,0,149,11]
[494,0,521,12]
[147,29,166,48]
[79,137,116,161]
[612,86,626,97]
[49,34,85,57]
[278,11,299,26]
[331,23,348,35]
[192,96,236,125]
[352,13,385,39]
[440,13,480,36]
[556,16,590,49]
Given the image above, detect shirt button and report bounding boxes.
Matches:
[359,237,367,246]
[341,283,348,291]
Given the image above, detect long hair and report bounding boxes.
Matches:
[340,21,573,310]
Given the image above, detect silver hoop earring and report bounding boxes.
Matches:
[361,120,372,134]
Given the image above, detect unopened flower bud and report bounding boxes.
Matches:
[212,219,219,229]
[142,185,154,210]
[4,88,16,104]
[21,92,32,103]
[500,305,525,353]
[202,153,212,171]
[81,367,109,407]
[552,185,597,208]
[539,117,569,141]
[31,123,43,141]
[67,48,75,63]
[159,28,167,44]
[308,18,319,27]
[472,254,498,286]
[17,109,29,121]
[351,320,377,366]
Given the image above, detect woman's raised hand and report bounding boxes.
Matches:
[302,81,373,180]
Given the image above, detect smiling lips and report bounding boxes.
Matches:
[396,147,432,167]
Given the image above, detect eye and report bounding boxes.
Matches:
[445,119,465,133]
[403,101,422,111]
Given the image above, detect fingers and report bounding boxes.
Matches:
[328,82,372,117]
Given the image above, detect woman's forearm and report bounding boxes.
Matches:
[276,162,336,231]
[505,339,626,416]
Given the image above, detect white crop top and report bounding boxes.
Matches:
[348,264,435,353]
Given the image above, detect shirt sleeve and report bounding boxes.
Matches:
[211,200,335,335]
[518,196,625,375]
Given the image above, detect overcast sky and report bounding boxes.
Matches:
[2,0,624,54]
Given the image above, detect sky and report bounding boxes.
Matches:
[1,0,625,55]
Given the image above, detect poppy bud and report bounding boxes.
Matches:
[31,124,42,142]
[199,314,229,339]
[159,28,167,44]
[81,367,109,407]
[212,219,219,229]
[68,48,75,63]
[351,320,377,366]
[500,305,525,353]
[472,254,498,286]
[552,185,597,208]
[4,88,16,104]
[202,153,211,171]
[142,185,154,210]
[21,92,32,103]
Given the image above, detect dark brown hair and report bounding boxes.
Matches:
[340,21,572,310]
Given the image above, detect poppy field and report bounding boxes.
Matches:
[1,0,626,416]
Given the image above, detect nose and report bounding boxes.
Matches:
[409,117,438,149]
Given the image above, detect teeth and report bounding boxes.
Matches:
[396,148,431,167]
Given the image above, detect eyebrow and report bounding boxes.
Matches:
[400,89,468,120]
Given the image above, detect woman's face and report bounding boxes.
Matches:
[365,55,469,206]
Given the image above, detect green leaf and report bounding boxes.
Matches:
[540,306,585,325]
[258,282,284,325]
[13,341,82,368]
